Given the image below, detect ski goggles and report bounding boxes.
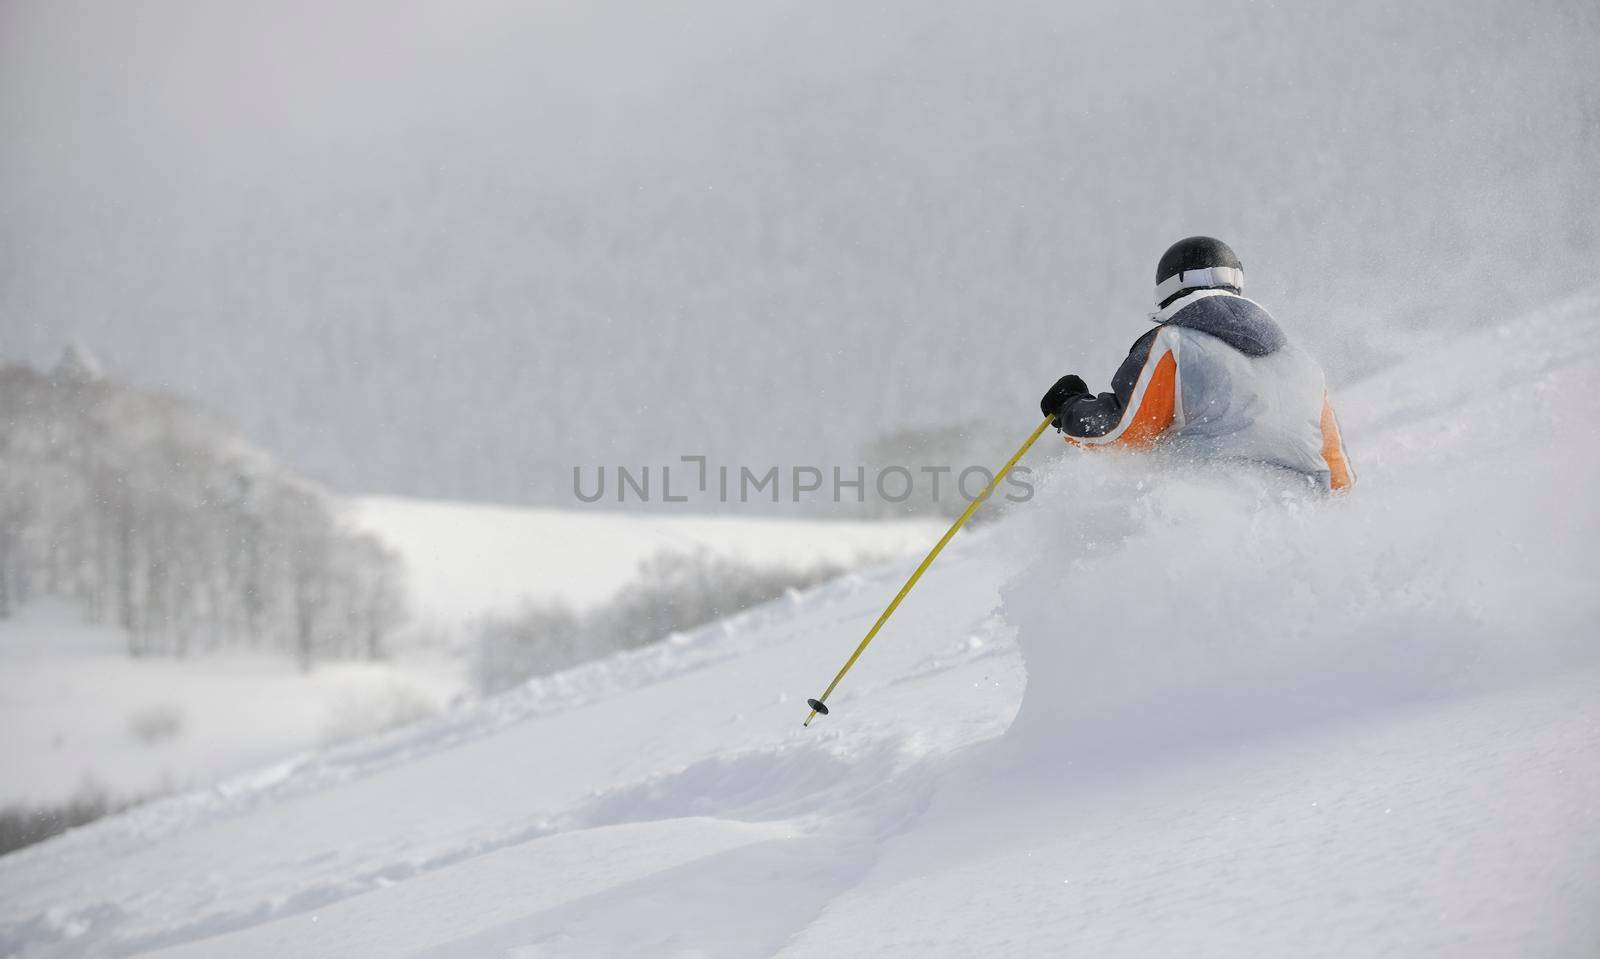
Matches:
[1154,265,1244,306]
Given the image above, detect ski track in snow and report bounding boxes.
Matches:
[3,290,1600,956]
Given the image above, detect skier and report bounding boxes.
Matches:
[1039,236,1355,491]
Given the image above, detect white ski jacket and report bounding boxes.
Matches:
[1058,290,1355,491]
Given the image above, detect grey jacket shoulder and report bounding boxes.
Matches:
[1165,294,1286,357]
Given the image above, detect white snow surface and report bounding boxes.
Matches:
[0,603,467,808]
[3,291,1599,956]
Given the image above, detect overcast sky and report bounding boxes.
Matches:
[3,0,1597,507]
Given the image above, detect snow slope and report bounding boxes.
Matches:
[0,494,938,809]
[0,603,465,808]
[3,290,1599,956]
[349,497,945,636]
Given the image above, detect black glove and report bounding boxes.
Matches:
[1040,374,1089,421]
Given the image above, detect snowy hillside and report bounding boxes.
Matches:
[0,603,465,810]
[350,497,945,637]
[3,290,1598,956]
[0,501,938,811]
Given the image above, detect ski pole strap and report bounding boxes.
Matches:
[803,414,1056,726]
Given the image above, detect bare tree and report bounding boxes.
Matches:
[0,353,409,666]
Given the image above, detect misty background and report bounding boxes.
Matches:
[3,0,1596,507]
[2,0,1600,907]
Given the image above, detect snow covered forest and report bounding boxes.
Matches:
[0,349,404,665]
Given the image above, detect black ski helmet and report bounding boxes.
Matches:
[1155,236,1243,308]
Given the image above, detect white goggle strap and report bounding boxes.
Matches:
[1154,266,1244,305]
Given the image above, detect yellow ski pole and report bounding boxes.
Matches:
[803,414,1056,726]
